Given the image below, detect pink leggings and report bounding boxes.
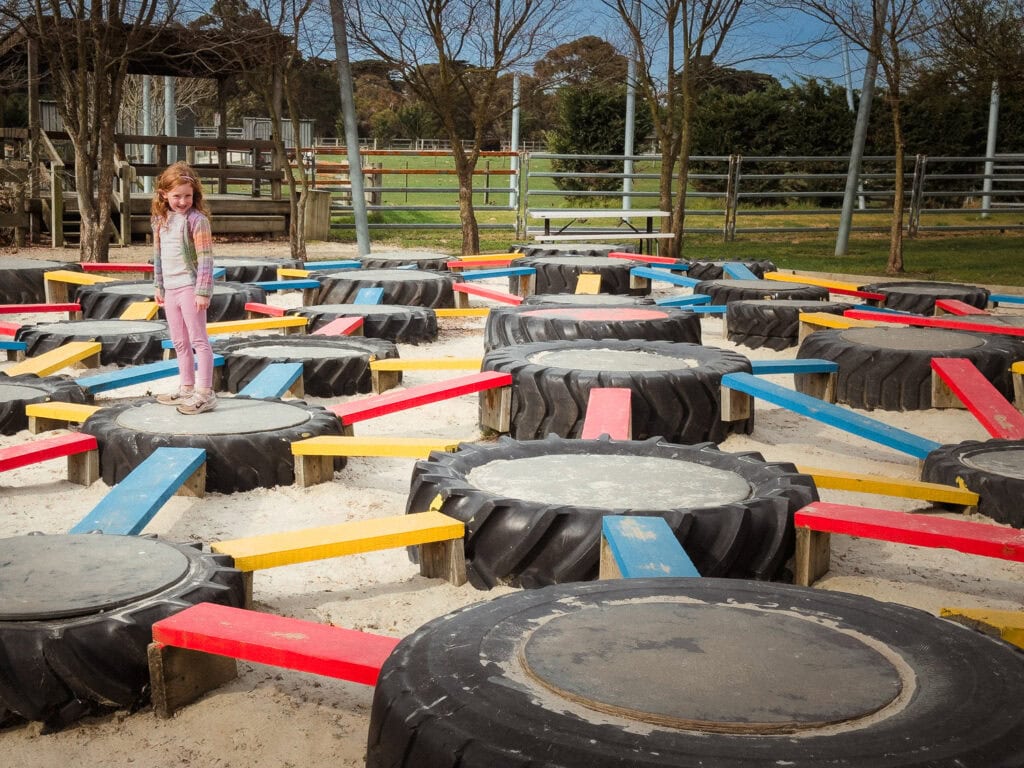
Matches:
[163,285,213,389]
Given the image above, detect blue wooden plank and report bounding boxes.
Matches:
[396,264,420,270]
[630,267,701,287]
[250,279,321,291]
[212,267,227,279]
[238,362,303,398]
[77,356,226,393]
[602,516,700,578]
[720,372,941,458]
[687,305,728,314]
[639,261,689,271]
[354,287,384,304]
[989,293,1024,307]
[460,266,537,281]
[655,294,712,307]
[750,359,839,375]
[70,447,207,535]
[303,260,362,271]
[723,262,760,280]
[0,340,27,351]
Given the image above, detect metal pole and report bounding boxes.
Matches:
[981,79,999,217]
[842,39,864,209]
[510,73,521,213]
[836,51,878,257]
[142,76,153,193]
[622,0,640,210]
[329,0,371,255]
[164,77,176,164]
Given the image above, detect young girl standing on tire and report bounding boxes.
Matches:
[152,161,217,414]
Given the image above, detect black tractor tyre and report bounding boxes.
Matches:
[483,304,701,351]
[212,334,400,396]
[315,269,458,308]
[406,436,816,588]
[727,300,853,351]
[357,250,451,271]
[0,374,91,435]
[481,339,754,443]
[796,326,1024,411]
[685,259,778,280]
[16,319,169,366]
[921,439,1024,528]
[860,280,990,315]
[513,255,650,296]
[74,280,267,322]
[367,578,1024,768]
[521,293,655,306]
[694,279,829,305]
[286,304,438,344]
[513,243,637,259]
[0,533,245,731]
[82,398,346,493]
[0,259,81,304]
[214,257,303,283]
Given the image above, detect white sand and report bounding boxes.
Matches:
[1,241,1022,766]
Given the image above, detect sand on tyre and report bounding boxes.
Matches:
[694,278,828,305]
[357,250,451,271]
[0,374,90,435]
[367,578,1024,768]
[16,319,169,366]
[0,533,244,731]
[406,435,816,588]
[315,269,458,308]
[0,258,80,304]
[74,280,266,322]
[859,280,990,314]
[481,339,753,442]
[512,255,649,296]
[921,438,1024,528]
[286,304,437,344]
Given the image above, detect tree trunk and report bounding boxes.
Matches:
[671,77,697,258]
[887,103,905,274]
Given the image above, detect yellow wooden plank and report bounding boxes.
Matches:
[7,341,101,377]
[211,511,465,571]
[369,357,482,372]
[764,272,862,292]
[939,607,1024,649]
[206,316,309,334]
[575,273,602,295]
[458,252,522,261]
[796,465,980,506]
[43,270,119,286]
[119,301,159,320]
[434,307,490,317]
[277,267,312,279]
[1011,361,1024,375]
[25,401,102,422]
[292,435,462,457]
[798,311,878,329]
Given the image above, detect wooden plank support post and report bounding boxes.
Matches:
[148,602,401,718]
[931,357,1024,438]
[599,516,700,579]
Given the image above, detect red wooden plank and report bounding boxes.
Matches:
[931,358,1024,439]
[608,251,679,265]
[0,433,98,472]
[452,283,523,305]
[935,298,989,316]
[827,287,886,301]
[151,602,399,685]
[447,259,514,269]
[0,321,22,336]
[794,502,1024,562]
[80,262,153,273]
[244,302,286,317]
[581,388,632,440]
[330,370,513,425]
[0,303,81,314]
[845,308,1024,337]
[312,316,364,336]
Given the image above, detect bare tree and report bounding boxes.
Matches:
[2,1,181,262]
[120,74,216,134]
[795,0,942,273]
[347,0,570,255]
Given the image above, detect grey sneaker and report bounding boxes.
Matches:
[156,388,194,405]
[176,391,217,415]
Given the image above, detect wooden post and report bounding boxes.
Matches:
[793,527,832,587]
[27,38,40,243]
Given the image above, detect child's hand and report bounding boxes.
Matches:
[154,289,164,306]
[196,295,210,311]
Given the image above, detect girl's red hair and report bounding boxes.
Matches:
[151,161,211,221]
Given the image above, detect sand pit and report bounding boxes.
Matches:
[1,242,1021,767]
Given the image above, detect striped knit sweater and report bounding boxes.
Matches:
[152,208,215,297]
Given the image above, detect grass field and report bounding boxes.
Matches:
[301,151,1024,287]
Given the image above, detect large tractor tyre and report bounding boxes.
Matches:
[406,436,816,588]
[286,304,438,345]
[16,319,169,366]
[357,250,452,272]
[0,533,244,731]
[213,334,400,396]
[214,257,303,283]
[521,293,655,307]
[513,255,649,296]
[694,279,829,305]
[82,398,346,493]
[316,268,458,308]
[481,339,753,443]
[921,439,1024,528]
[726,300,853,351]
[0,374,91,435]
[860,280,990,315]
[0,258,81,304]
[368,579,1024,768]
[75,280,266,322]
[513,243,637,259]
[685,259,778,280]
[796,326,1024,411]
[483,305,702,351]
